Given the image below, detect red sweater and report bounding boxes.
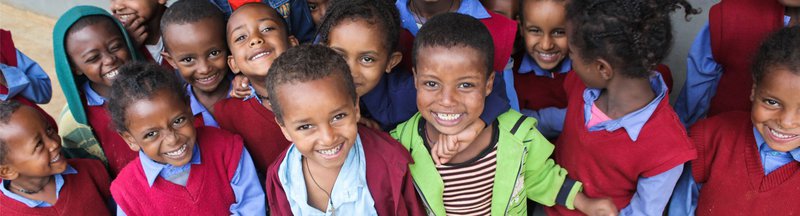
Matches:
[85,103,137,177]
[265,126,426,215]
[707,0,783,116]
[213,98,292,174]
[690,112,800,215]
[0,159,112,216]
[111,127,242,215]
[546,73,696,215]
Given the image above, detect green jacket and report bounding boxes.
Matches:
[52,6,142,165]
[390,110,582,215]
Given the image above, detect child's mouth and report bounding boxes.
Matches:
[316,143,343,159]
[535,51,562,63]
[50,153,61,164]
[249,50,271,61]
[164,144,188,159]
[103,69,119,79]
[195,72,220,86]
[768,127,799,142]
[432,112,464,126]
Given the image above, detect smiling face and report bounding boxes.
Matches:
[307,0,330,28]
[751,67,800,153]
[0,106,66,179]
[110,0,166,24]
[521,0,568,71]
[227,3,297,80]
[274,75,360,169]
[120,90,196,166]
[66,19,131,89]
[414,46,493,135]
[327,19,401,96]
[163,18,229,94]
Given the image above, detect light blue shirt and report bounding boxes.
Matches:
[82,81,106,107]
[277,134,377,215]
[0,49,52,103]
[1,165,77,207]
[674,16,792,127]
[396,0,491,36]
[668,127,800,216]
[516,54,573,138]
[187,84,232,128]
[117,144,266,216]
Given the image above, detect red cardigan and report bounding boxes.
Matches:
[265,126,426,215]
[0,159,112,216]
[691,112,800,215]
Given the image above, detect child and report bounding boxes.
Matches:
[391,13,617,215]
[669,26,800,216]
[0,29,52,104]
[160,0,232,128]
[214,2,298,174]
[209,0,317,43]
[108,62,265,215]
[264,44,425,215]
[110,0,174,70]
[53,6,143,176]
[0,100,112,215]
[675,0,796,126]
[547,0,698,215]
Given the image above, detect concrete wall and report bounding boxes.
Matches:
[0,0,109,18]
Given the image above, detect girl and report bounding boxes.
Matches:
[547,0,699,215]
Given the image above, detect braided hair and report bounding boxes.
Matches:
[108,62,188,132]
[317,0,401,52]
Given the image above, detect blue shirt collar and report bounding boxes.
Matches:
[140,144,202,187]
[396,0,491,36]
[518,54,572,77]
[583,72,667,141]
[1,165,77,208]
[82,82,107,106]
[753,127,800,162]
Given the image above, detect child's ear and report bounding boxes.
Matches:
[162,51,178,69]
[485,72,495,97]
[596,58,613,81]
[228,55,240,73]
[288,35,299,47]
[0,164,19,180]
[412,67,419,90]
[385,51,403,73]
[118,131,141,152]
[275,118,294,142]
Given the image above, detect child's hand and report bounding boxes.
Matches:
[430,120,484,165]
[574,192,618,216]
[358,117,382,130]
[120,15,148,47]
[230,74,252,99]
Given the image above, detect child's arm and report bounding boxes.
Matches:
[618,164,684,216]
[0,49,52,103]
[360,71,418,130]
[574,192,619,216]
[228,148,267,215]
[667,163,701,216]
[521,107,566,139]
[674,23,722,127]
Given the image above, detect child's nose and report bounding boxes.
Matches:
[779,110,800,129]
[541,36,555,50]
[438,87,458,107]
[249,37,264,47]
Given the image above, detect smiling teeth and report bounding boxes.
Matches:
[196,73,218,82]
[165,144,187,157]
[770,128,798,139]
[250,52,269,60]
[104,69,119,79]
[317,144,342,155]
[50,154,60,163]
[437,113,461,121]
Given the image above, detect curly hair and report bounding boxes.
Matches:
[266,45,355,125]
[566,0,699,78]
[413,13,494,77]
[317,0,401,52]
[752,26,800,86]
[108,62,188,132]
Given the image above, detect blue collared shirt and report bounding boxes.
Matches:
[584,73,667,141]
[82,81,106,107]
[0,49,52,104]
[1,165,77,208]
[277,134,377,215]
[516,54,573,138]
[396,0,491,36]
[668,127,800,216]
[674,16,792,127]
[187,84,232,128]
[117,144,266,216]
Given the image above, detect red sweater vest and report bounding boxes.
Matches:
[111,127,242,215]
[85,103,137,177]
[213,98,292,174]
[266,126,426,215]
[707,0,784,116]
[1,159,112,216]
[546,73,696,215]
[139,46,175,71]
[690,112,800,215]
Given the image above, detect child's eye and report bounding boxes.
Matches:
[308,3,318,11]
[209,50,221,57]
[180,57,194,63]
[173,116,187,126]
[764,99,780,107]
[109,42,121,52]
[45,126,56,136]
[423,81,438,88]
[144,131,158,139]
[234,35,246,43]
[261,27,275,33]
[527,28,542,35]
[360,56,375,64]
[85,55,100,63]
[553,29,566,37]
[458,82,475,88]
[296,124,312,131]
[332,113,347,121]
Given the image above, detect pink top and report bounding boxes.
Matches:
[587,103,612,128]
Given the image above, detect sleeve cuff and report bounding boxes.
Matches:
[556,178,583,210]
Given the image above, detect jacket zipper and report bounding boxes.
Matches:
[504,147,528,214]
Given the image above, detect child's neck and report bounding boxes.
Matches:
[426,121,494,164]
[302,157,342,212]
[7,176,58,205]
[409,0,461,21]
[192,78,231,114]
[595,75,655,119]
[89,82,111,100]
[144,5,166,45]
[250,80,272,111]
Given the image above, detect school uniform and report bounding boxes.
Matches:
[512,54,570,138]
[111,126,265,216]
[0,29,52,104]
[139,38,174,71]
[209,0,316,43]
[82,82,138,176]
[0,159,112,215]
[186,83,231,128]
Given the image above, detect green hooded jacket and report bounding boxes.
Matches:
[53,6,142,165]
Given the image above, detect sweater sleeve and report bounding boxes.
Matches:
[523,126,582,210]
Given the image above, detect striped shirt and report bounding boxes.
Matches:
[437,145,498,215]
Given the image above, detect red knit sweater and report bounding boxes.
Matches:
[0,159,112,216]
[85,104,137,176]
[691,111,800,216]
[110,126,243,215]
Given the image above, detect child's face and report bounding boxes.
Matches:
[66,20,131,88]
[110,0,166,25]
[227,4,298,79]
[751,67,800,153]
[163,19,229,93]
[275,75,360,169]
[0,107,66,179]
[327,19,402,96]
[307,0,330,28]
[414,46,493,135]
[119,90,196,166]
[521,0,568,70]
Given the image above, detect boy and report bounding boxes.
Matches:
[264,44,425,215]
[0,100,112,215]
[160,0,232,128]
[110,0,174,70]
[390,13,616,215]
[214,2,298,174]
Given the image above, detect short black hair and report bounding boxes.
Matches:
[108,62,188,132]
[753,26,800,86]
[518,0,565,21]
[566,0,699,78]
[317,0,401,52]
[413,13,494,76]
[160,0,226,51]
[266,44,355,125]
[0,100,22,164]
[66,15,119,38]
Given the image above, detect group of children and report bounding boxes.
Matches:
[1,0,799,215]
